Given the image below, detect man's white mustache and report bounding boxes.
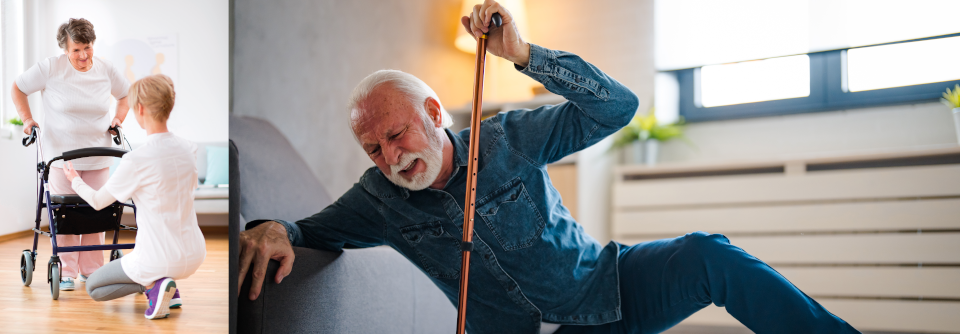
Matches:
[390,154,421,175]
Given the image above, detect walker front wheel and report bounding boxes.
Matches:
[49,262,60,300]
[20,250,33,286]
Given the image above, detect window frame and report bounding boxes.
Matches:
[677,34,960,122]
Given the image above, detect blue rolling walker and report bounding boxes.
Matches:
[19,125,138,300]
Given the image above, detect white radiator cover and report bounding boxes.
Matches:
[611,147,960,333]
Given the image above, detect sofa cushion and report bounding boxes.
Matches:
[237,247,456,334]
[229,115,334,224]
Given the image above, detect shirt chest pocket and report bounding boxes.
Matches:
[400,221,461,280]
[477,179,546,251]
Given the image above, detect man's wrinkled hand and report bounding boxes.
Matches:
[238,221,296,300]
[460,0,530,67]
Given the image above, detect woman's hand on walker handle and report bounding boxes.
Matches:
[461,0,531,67]
[109,118,122,136]
[22,118,38,135]
[63,161,80,183]
[238,221,296,300]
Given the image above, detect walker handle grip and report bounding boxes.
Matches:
[108,125,122,145]
[22,126,38,147]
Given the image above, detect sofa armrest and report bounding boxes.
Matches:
[238,246,456,334]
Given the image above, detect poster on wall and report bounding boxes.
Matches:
[110,34,179,88]
[108,34,178,144]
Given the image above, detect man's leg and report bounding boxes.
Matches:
[557,232,859,334]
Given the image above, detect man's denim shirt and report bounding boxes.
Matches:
[252,44,639,334]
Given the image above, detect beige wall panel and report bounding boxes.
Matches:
[619,233,960,264]
[776,267,960,299]
[613,165,960,208]
[612,198,960,236]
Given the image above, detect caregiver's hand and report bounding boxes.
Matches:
[63,161,80,182]
[238,221,295,300]
[22,118,38,135]
[109,118,122,136]
[461,0,530,67]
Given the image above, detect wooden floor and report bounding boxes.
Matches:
[0,231,227,333]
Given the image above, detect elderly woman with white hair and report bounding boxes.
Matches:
[11,18,130,292]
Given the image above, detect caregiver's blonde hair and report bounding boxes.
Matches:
[128,74,176,121]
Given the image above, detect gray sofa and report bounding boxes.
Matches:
[229,115,456,334]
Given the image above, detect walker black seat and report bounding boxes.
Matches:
[50,194,87,205]
[51,202,124,235]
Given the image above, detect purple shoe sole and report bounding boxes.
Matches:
[145,278,177,320]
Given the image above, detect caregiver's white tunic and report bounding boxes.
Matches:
[102,132,206,286]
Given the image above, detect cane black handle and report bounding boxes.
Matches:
[490,12,502,30]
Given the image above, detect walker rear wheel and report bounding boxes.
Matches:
[20,250,33,286]
[109,249,123,262]
[49,261,60,300]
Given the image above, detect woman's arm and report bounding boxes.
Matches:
[14,58,52,135]
[111,97,129,133]
[12,82,38,135]
[72,177,119,210]
[63,162,119,210]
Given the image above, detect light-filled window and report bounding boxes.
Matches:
[846,36,960,92]
[699,55,810,107]
[658,0,960,122]
[655,0,960,71]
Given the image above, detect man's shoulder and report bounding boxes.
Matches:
[474,106,558,141]
[354,166,406,201]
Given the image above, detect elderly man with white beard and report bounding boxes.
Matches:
[237,1,861,333]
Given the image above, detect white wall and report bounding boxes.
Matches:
[0,137,46,237]
[0,0,227,236]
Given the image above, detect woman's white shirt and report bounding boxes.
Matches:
[99,132,206,286]
[16,55,130,170]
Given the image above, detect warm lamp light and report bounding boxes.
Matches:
[455,0,528,54]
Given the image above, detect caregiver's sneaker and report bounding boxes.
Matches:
[170,289,182,308]
[144,278,177,320]
[60,277,75,291]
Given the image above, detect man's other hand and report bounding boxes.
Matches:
[461,0,531,67]
[238,221,296,300]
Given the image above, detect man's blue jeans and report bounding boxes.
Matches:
[555,232,860,334]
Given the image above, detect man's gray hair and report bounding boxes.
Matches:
[348,70,454,130]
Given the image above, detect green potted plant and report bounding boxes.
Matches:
[8,117,24,137]
[943,84,960,145]
[611,107,686,165]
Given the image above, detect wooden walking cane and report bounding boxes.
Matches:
[456,12,502,334]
